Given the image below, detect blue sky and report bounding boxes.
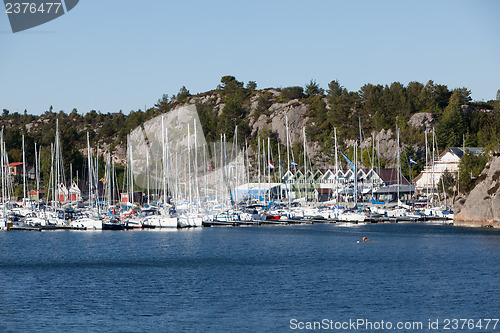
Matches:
[1,0,499,115]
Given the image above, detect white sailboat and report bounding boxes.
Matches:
[142,116,178,228]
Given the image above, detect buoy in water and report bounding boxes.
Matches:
[362,237,371,242]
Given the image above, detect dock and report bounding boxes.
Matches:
[201,216,452,227]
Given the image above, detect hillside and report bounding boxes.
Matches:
[1,76,499,196]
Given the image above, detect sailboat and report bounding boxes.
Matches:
[70,132,103,230]
[141,117,178,228]
[178,122,204,228]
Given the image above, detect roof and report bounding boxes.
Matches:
[444,147,484,159]
[376,168,411,186]
[8,162,24,166]
[285,168,327,176]
[373,184,415,194]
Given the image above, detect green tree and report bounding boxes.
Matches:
[406,81,426,113]
[458,152,488,194]
[305,79,323,96]
[246,81,257,91]
[155,94,170,111]
[218,97,246,139]
[438,170,455,199]
[176,86,190,103]
[436,90,467,148]
[219,75,244,95]
[495,89,500,112]
[280,86,304,100]
[253,92,272,120]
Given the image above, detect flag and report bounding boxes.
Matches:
[341,152,355,170]
[248,162,253,168]
[291,161,298,166]
[409,157,417,165]
[269,161,275,169]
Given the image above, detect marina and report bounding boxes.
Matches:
[0,112,456,233]
[2,2,499,332]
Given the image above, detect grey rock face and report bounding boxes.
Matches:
[408,112,435,132]
[454,156,500,228]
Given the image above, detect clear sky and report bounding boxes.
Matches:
[1,0,499,115]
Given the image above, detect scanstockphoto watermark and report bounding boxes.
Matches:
[290,319,424,331]
[289,318,500,331]
[3,0,79,33]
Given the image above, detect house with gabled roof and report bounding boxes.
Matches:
[319,169,336,185]
[414,147,484,191]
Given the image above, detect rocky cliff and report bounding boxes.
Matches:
[454,155,500,228]
[187,90,420,168]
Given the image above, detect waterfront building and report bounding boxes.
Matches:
[414,147,484,192]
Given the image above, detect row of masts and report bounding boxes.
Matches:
[0,115,444,213]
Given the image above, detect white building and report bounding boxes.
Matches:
[414,147,483,191]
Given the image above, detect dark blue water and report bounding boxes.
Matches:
[1,224,499,332]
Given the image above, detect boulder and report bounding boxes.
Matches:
[454,156,500,228]
[408,112,435,132]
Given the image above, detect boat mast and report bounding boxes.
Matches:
[397,125,400,205]
[258,137,261,202]
[431,128,436,206]
[267,137,271,202]
[146,150,150,206]
[286,115,291,202]
[50,143,54,205]
[425,130,428,207]
[187,124,192,213]
[194,120,201,212]
[87,132,92,209]
[22,135,26,203]
[203,144,208,205]
[220,134,224,205]
[161,116,166,206]
[354,140,358,207]
[234,125,238,203]
[245,140,250,204]
[278,141,282,201]
[1,129,5,207]
[303,127,307,203]
[55,120,60,206]
[34,143,39,203]
[334,127,338,203]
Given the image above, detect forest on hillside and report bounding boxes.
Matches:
[1,76,499,197]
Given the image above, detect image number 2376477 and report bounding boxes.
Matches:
[3,0,79,32]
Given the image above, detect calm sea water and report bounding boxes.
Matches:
[0,223,499,332]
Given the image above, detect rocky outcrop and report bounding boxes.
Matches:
[408,112,435,132]
[454,156,500,228]
[250,99,308,145]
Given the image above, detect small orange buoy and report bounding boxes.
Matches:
[362,237,371,242]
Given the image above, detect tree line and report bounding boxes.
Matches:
[1,76,499,197]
